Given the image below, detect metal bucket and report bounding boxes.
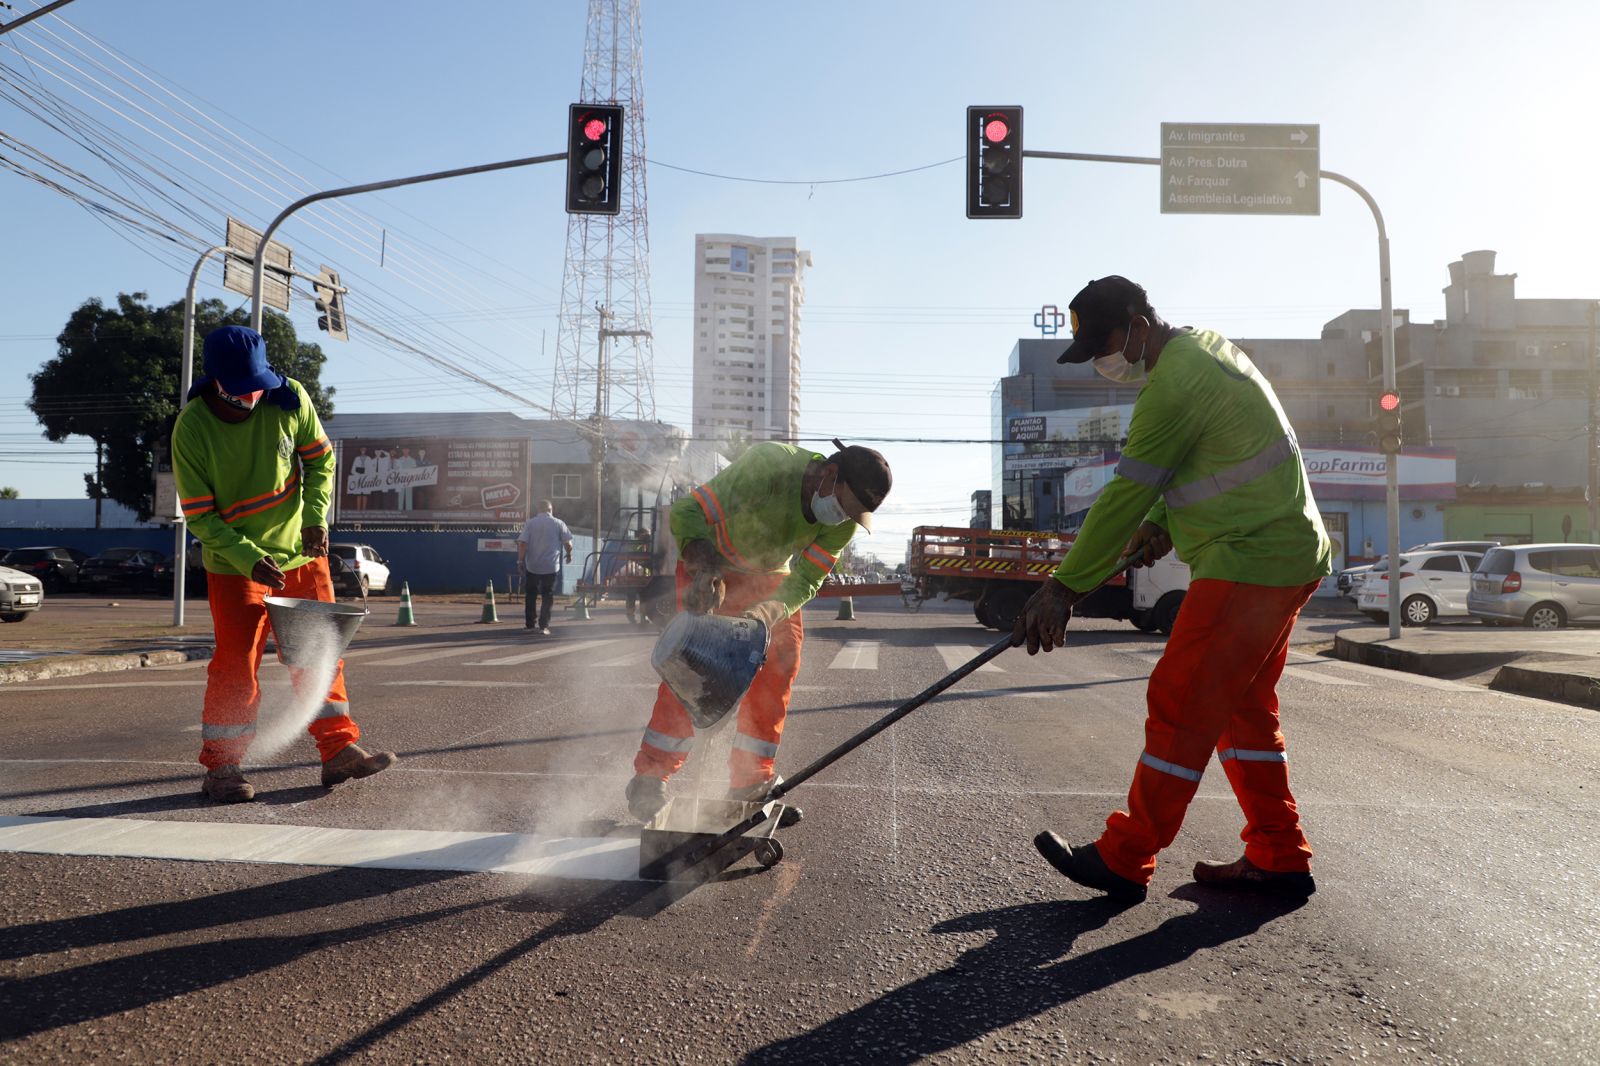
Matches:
[263,596,368,668]
[651,612,769,729]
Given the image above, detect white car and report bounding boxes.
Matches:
[1356,549,1487,626]
[0,563,46,622]
[330,543,392,596]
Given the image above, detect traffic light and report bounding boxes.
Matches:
[312,264,347,343]
[1376,390,1402,454]
[966,106,1023,219]
[566,103,624,215]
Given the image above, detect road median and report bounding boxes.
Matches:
[1334,624,1600,709]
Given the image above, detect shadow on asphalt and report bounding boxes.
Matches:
[742,884,1305,1065]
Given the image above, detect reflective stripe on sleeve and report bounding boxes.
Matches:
[1139,750,1204,783]
[1218,747,1288,764]
[802,545,836,571]
[732,732,780,759]
[1162,434,1296,510]
[1114,455,1174,490]
[642,728,695,753]
[201,722,256,740]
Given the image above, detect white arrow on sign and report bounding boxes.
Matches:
[1290,129,1309,144]
[1294,170,1309,188]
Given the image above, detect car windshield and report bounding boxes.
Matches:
[5,549,47,563]
[95,548,139,561]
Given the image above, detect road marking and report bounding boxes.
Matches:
[468,639,623,667]
[935,645,1003,673]
[360,644,505,668]
[0,681,207,691]
[828,641,880,670]
[0,814,640,881]
[1308,658,1478,691]
[594,648,651,668]
[1281,665,1366,687]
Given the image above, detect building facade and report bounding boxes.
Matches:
[691,234,812,442]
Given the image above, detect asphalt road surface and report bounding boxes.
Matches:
[1,599,1595,1063]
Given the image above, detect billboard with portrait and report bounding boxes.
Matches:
[337,437,530,526]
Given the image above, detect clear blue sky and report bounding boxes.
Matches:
[3,0,1597,561]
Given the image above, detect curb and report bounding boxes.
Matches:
[0,646,213,685]
[1331,633,1522,678]
[1491,664,1600,710]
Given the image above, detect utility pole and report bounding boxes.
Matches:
[0,0,79,36]
[592,305,651,562]
[1589,300,1598,543]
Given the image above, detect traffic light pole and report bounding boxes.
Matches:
[1024,151,1403,637]
[249,152,566,333]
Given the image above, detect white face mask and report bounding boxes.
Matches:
[1093,328,1148,384]
[810,488,850,527]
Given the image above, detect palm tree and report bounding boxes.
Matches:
[0,487,19,499]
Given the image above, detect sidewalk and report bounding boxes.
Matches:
[1334,624,1600,710]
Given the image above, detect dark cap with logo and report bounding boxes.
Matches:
[826,438,892,532]
[1054,276,1153,364]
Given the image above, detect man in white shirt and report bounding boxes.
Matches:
[517,499,573,635]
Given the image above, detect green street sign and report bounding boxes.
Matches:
[1160,123,1320,216]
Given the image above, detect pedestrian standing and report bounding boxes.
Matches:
[1015,277,1333,902]
[173,326,397,803]
[624,440,892,823]
[517,499,573,635]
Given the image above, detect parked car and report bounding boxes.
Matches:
[1355,549,1487,625]
[79,547,167,593]
[156,545,209,596]
[0,562,45,621]
[1468,543,1600,629]
[330,543,392,596]
[0,545,82,592]
[1338,539,1501,599]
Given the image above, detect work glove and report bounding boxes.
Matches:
[1124,521,1173,568]
[1012,578,1080,655]
[252,555,287,590]
[743,599,789,631]
[301,525,329,558]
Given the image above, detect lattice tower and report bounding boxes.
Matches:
[550,0,656,423]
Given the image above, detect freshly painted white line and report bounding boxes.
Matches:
[359,644,504,668]
[1281,665,1367,687]
[0,815,640,881]
[827,641,880,670]
[0,681,207,691]
[935,645,1003,673]
[469,639,622,667]
[594,649,651,668]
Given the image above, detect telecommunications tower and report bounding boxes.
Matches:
[551,0,656,423]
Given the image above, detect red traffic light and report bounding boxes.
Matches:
[582,117,608,142]
[984,117,1009,144]
[1378,391,1401,411]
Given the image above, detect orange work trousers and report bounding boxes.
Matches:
[1096,577,1321,885]
[634,562,803,790]
[199,557,359,770]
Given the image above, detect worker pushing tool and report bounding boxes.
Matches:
[173,325,397,803]
[626,439,892,823]
[1015,276,1333,903]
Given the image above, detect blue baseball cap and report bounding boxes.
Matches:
[202,326,286,395]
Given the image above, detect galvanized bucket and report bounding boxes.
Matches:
[263,596,368,668]
[650,612,769,729]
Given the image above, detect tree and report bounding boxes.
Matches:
[28,292,334,523]
[0,487,19,499]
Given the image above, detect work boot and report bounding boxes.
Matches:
[1193,855,1316,898]
[626,773,668,822]
[728,775,803,827]
[200,764,255,803]
[321,743,398,787]
[1033,832,1147,903]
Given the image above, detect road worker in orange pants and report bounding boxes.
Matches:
[626,440,892,823]
[1015,277,1333,902]
[173,326,396,803]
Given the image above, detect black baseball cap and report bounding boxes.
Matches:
[1054,276,1151,364]
[826,438,892,532]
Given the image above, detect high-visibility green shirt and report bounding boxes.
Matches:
[171,379,334,577]
[1054,329,1332,592]
[669,442,858,616]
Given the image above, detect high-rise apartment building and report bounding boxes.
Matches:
[691,234,812,442]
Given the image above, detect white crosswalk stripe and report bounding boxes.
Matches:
[828,641,881,670]
[1280,665,1366,687]
[468,639,623,667]
[935,645,1003,673]
[361,644,503,668]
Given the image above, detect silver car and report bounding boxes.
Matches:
[0,563,46,622]
[1468,543,1600,629]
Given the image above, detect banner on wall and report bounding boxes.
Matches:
[337,437,530,525]
[1301,447,1455,500]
